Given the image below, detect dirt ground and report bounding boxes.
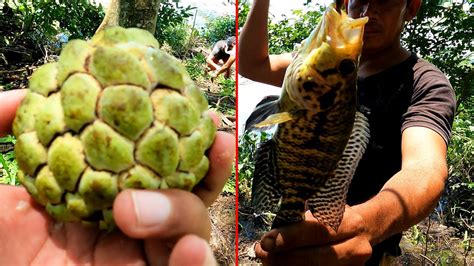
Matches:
[209,193,236,265]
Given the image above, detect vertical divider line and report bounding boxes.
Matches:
[234,1,240,265]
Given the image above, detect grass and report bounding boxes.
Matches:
[0,135,19,185]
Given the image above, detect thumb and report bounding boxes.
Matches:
[169,235,217,266]
[113,189,211,241]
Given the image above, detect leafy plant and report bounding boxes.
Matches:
[268,6,323,54]
[238,131,270,199]
[238,0,250,28]
[1,0,104,60]
[403,0,473,108]
[202,15,235,46]
[155,0,194,49]
[407,225,426,246]
[444,106,474,235]
[218,78,235,98]
[209,77,236,116]
[160,22,192,57]
[185,53,207,80]
[0,135,18,186]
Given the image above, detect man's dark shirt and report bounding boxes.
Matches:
[347,52,456,264]
[211,40,230,62]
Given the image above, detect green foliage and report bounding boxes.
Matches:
[218,78,235,98]
[202,15,235,46]
[210,77,236,115]
[154,0,195,53]
[403,0,473,108]
[444,105,473,235]
[407,225,426,246]
[159,23,193,58]
[0,135,18,186]
[268,6,323,54]
[238,0,250,28]
[238,131,270,198]
[1,0,104,57]
[184,53,207,81]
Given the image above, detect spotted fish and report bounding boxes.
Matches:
[246,3,370,231]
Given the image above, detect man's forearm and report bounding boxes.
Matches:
[239,0,271,78]
[215,56,236,75]
[206,56,220,70]
[352,166,447,246]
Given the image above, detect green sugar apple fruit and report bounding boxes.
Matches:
[12,26,217,230]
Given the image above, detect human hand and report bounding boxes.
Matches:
[0,89,27,137]
[0,90,236,265]
[255,206,373,266]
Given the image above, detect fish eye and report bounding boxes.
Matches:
[339,59,356,76]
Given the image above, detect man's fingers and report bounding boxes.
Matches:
[193,131,235,207]
[256,236,372,266]
[144,240,171,266]
[113,189,211,241]
[259,208,365,252]
[93,231,145,265]
[169,235,217,266]
[0,89,27,136]
[257,213,336,253]
[207,111,221,127]
[0,185,49,262]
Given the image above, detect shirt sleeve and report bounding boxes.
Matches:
[401,59,456,145]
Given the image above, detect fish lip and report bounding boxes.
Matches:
[347,16,369,28]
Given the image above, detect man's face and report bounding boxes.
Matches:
[347,0,409,54]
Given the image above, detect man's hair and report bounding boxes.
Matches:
[226,36,236,47]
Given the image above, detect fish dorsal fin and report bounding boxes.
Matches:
[307,111,370,231]
[255,112,293,128]
[251,139,281,213]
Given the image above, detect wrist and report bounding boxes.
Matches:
[351,195,393,246]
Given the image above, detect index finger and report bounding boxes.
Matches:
[259,207,363,253]
[193,131,235,207]
[0,89,27,137]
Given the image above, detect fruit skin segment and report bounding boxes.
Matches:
[13,26,217,230]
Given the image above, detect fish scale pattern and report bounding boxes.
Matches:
[307,112,370,230]
[13,27,216,230]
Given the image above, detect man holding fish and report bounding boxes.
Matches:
[240,0,456,264]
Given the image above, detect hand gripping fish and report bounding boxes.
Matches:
[246,3,370,231]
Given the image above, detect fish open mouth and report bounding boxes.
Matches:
[301,3,368,59]
[324,4,368,53]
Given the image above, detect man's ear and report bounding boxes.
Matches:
[405,0,422,21]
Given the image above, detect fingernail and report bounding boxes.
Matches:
[261,236,275,252]
[132,191,171,227]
